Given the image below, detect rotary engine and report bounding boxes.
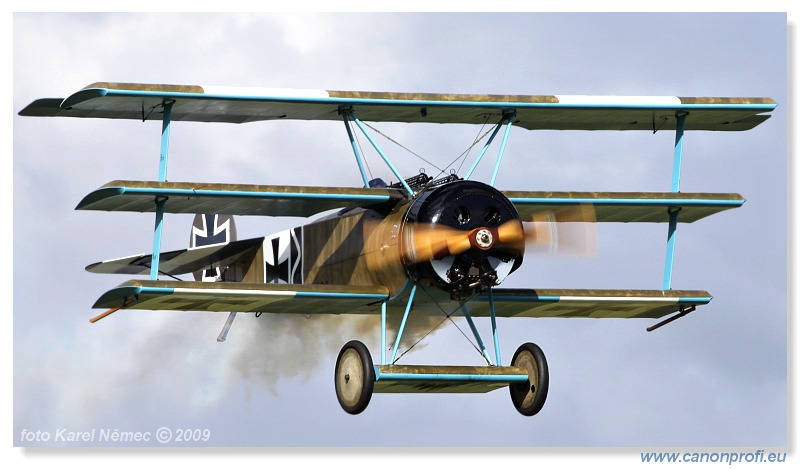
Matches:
[401,180,524,300]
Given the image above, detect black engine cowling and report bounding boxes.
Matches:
[401,180,524,300]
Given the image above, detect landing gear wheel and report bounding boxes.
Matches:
[509,342,549,416]
[334,340,375,415]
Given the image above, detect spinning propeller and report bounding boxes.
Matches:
[401,205,597,266]
[403,219,526,263]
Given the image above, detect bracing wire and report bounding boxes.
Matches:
[452,120,494,177]
[389,288,485,364]
[354,115,500,183]
[360,117,494,181]
[362,121,445,174]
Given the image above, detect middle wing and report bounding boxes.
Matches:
[504,191,744,223]
[77,180,405,217]
[76,181,744,223]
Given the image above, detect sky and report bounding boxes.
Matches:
[7,7,795,468]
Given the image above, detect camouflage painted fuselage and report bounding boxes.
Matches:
[236,180,524,301]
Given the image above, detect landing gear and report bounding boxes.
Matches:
[509,342,549,416]
[334,340,375,415]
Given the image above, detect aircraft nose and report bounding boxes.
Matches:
[400,180,525,300]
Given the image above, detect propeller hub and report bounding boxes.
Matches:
[473,228,494,249]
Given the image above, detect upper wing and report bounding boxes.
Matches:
[469,288,711,319]
[19,82,776,131]
[504,191,745,223]
[77,180,404,217]
[92,280,388,314]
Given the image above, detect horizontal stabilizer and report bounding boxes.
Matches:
[86,237,263,276]
[77,180,404,217]
[505,191,744,223]
[92,280,388,314]
[470,288,712,319]
[19,82,776,131]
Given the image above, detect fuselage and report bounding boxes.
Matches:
[262,179,525,300]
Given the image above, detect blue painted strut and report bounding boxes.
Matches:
[488,288,502,366]
[341,110,371,188]
[150,101,173,280]
[460,302,493,365]
[490,112,515,186]
[464,116,507,180]
[381,301,387,365]
[671,112,687,193]
[350,113,414,196]
[390,283,417,364]
[663,113,687,290]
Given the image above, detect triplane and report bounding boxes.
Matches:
[19,84,776,415]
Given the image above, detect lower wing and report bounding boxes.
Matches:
[468,288,711,319]
[92,281,707,320]
[92,280,388,315]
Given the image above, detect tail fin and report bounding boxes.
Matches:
[190,214,237,281]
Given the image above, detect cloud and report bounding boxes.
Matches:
[12,12,788,449]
